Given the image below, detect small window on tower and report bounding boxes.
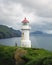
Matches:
[23,23,27,25]
[21,32,24,40]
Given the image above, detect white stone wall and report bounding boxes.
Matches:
[21,23,31,48]
[21,40,31,48]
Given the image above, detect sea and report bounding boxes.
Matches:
[0,35,52,51]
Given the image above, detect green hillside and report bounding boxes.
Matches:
[0,46,52,65]
[0,25,21,39]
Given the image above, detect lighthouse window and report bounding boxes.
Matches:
[21,32,24,40]
[23,23,27,25]
[22,33,24,36]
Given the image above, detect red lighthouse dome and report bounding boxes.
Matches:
[22,18,29,23]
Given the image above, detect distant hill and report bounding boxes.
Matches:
[0,25,21,39]
[31,31,52,36]
[31,31,46,35]
[31,31,44,34]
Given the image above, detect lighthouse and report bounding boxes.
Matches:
[21,18,31,48]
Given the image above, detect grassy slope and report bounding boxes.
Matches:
[0,25,21,39]
[0,46,52,65]
[0,46,17,65]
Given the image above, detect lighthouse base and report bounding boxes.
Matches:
[21,40,31,48]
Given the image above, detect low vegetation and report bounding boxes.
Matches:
[0,45,52,65]
[0,25,21,39]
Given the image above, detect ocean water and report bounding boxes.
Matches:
[0,35,52,51]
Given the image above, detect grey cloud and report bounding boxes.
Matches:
[0,0,52,32]
[1,0,52,17]
[31,22,52,32]
[9,0,52,17]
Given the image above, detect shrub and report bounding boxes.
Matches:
[26,56,52,65]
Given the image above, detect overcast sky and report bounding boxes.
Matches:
[0,0,52,33]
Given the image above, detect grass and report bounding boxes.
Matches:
[0,45,52,65]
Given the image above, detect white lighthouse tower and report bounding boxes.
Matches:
[21,18,31,48]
